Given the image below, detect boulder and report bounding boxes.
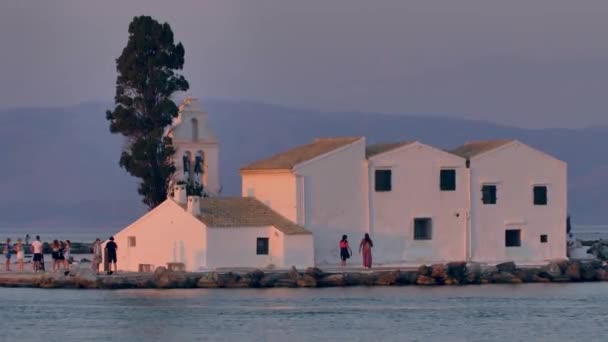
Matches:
[465,262,482,284]
[417,265,431,277]
[305,267,325,280]
[288,266,301,281]
[247,269,265,287]
[318,274,345,287]
[540,260,567,280]
[596,268,608,281]
[296,274,317,288]
[430,264,447,283]
[496,261,517,274]
[374,271,399,286]
[344,272,376,286]
[480,266,498,284]
[516,268,542,283]
[587,241,608,261]
[70,268,99,288]
[580,260,603,281]
[416,275,436,285]
[564,261,581,281]
[260,273,296,288]
[197,272,220,288]
[491,272,523,284]
[446,262,467,284]
[153,267,198,288]
[395,271,418,285]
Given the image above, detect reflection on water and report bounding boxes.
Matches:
[1,284,607,342]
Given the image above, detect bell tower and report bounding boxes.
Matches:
[166,97,220,196]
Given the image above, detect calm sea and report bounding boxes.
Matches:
[0,283,606,342]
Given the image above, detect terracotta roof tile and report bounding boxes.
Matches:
[187,197,311,235]
[366,141,416,158]
[241,137,362,171]
[449,140,514,159]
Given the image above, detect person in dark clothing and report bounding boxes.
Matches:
[339,235,352,267]
[105,236,118,274]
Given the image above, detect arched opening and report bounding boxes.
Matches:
[191,118,199,141]
[182,151,192,179]
[194,150,204,185]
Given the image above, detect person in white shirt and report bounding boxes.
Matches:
[31,236,43,272]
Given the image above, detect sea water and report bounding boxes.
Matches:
[0,283,606,342]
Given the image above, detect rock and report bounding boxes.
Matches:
[344,272,376,286]
[374,271,399,286]
[247,269,265,287]
[417,265,431,277]
[516,268,542,283]
[153,267,198,288]
[260,273,296,288]
[197,272,220,288]
[480,266,498,284]
[395,271,418,285]
[491,272,523,284]
[80,258,91,263]
[465,262,482,284]
[446,262,467,284]
[71,268,99,288]
[444,278,460,285]
[580,260,603,281]
[565,261,581,281]
[496,261,517,274]
[288,266,301,281]
[596,267,608,281]
[305,267,324,279]
[416,275,436,285]
[318,274,345,287]
[587,240,608,261]
[540,260,567,280]
[430,264,447,283]
[296,274,317,287]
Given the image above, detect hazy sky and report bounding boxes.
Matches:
[1,0,607,128]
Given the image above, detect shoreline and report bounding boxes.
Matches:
[0,259,606,289]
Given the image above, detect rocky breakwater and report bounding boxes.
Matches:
[0,260,607,289]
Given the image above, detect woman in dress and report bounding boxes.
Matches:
[63,240,71,271]
[15,238,24,272]
[359,233,374,269]
[339,235,352,267]
[4,238,12,271]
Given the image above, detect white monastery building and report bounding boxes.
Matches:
[107,98,314,272]
[242,137,567,266]
[108,98,567,271]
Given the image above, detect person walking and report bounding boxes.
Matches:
[339,235,352,267]
[31,235,43,272]
[359,233,374,269]
[92,238,102,275]
[105,237,118,274]
[4,238,13,271]
[15,239,24,272]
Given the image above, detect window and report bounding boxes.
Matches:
[505,229,521,247]
[191,118,199,141]
[182,152,191,174]
[256,237,269,255]
[540,234,548,243]
[128,236,136,247]
[534,186,548,205]
[375,170,392,192]
[482,185,497,204]
[440,169,456,191]
[414,218,432,240]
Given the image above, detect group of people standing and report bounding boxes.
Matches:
[2,235,70,273]
[339,233,374,268]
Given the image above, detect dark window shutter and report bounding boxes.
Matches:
[440,169,456,191]
[534,186,548,205]
[375,170,392,192]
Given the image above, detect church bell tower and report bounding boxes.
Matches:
[166,97,220,196]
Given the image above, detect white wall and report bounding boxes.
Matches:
[283,234,315,268]
[470,142,567,263]
[241,172,298,222]
[369,143,468,264]
[294,139,369,265]
[110,200,207,272]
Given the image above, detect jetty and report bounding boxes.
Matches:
[0,259,606,289]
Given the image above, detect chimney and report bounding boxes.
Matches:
[173,184,187,205]
[187,196,201,216]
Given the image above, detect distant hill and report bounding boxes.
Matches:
[0,100,605,228]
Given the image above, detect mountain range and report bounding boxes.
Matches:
[0,100,605,229]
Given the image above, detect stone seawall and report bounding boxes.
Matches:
[0,260,606,289]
